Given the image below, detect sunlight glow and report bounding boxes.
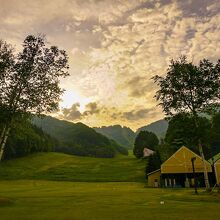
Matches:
[60,90,91,112]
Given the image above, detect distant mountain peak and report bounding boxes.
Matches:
[136,119,168,139]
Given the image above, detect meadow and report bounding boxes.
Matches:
[0,152,219,220]
[0,152,145,182]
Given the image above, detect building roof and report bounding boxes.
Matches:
[161,146,212,174]
[208,152,220,164]
[147,169,161,176]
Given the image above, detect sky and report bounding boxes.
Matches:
[0,0,220,130]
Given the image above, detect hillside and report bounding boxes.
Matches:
[136,119,168,139]
[32,116,128,158]
[1,120,57,160]
[94,125,135,149]
[0,152,146,182]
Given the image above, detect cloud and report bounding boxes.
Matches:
[83,102,100,115]
[62,103,82,120]
[61,101,101,120]
[1,0,220,129]
[122,107,158,121]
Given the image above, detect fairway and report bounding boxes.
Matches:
[0,181,220,220]
[0,153,219,220]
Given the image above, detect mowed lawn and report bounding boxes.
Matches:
[0,152,219,220]
[0,181,219,220]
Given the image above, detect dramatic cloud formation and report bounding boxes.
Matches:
[1,0,220,130]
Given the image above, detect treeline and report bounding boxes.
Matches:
[1,120,57,160]
[133,112,220,173]
[0,116,128,160]
[159,112,220,161]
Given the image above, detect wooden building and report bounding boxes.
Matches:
[147,146,212,188]
[212,153,220,185]
[215,159,220,185]
[147,169,161,187]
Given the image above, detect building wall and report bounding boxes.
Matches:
[148,170,161,187]
[215,160,220,185]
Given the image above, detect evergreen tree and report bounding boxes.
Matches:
[133,131,159,158]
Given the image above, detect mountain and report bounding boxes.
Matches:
[32,116,128,158]
[94,120,168,149]
[136,119,168,139]
[94,125,135,149]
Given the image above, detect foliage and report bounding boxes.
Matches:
[153,56,220,116]
[158,112,220,161]
[0,120,58,160]
[0,35,69,159]
[133,130,159,158]
[164,113,212,156]
[0,35,69,118]
[209,112,220,157]
[153,56,220,189]
[145,151,161,174]
[33,116,128,158]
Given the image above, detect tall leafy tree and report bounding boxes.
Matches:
[153,56,220,190]
[0,35,69,160]
[165,113,211,153]
[209,112,220,157]
[133,130,159,158]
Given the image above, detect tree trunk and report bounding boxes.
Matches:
[198,139,210,190]
[0,126,6,146]
[193,114,210,191]
[0,126,11,161]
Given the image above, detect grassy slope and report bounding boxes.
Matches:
[0,152,146,182]
[0,181,219,220]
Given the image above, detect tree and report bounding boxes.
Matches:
[208,112,220,157]
[0,35,69,160]
[145,151,161,175]
[153,56,220,190]
[165,113,211,154]
[133,130,159,158]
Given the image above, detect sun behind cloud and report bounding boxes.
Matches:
[60,90,92,113]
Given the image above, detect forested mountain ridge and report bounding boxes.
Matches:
[32,116,128,158]
[94,125,136,149]
[94,119,168,149]
[136,119,168,139]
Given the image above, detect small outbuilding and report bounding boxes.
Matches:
[143,147,154,157]
[147,169,161,187]
[147,146,212,188]
[213,153,220,185]
[215,159,220,185]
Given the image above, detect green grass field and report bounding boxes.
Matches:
[0,152,146,182]
[0,152,219,220]
[0,181,219,220]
